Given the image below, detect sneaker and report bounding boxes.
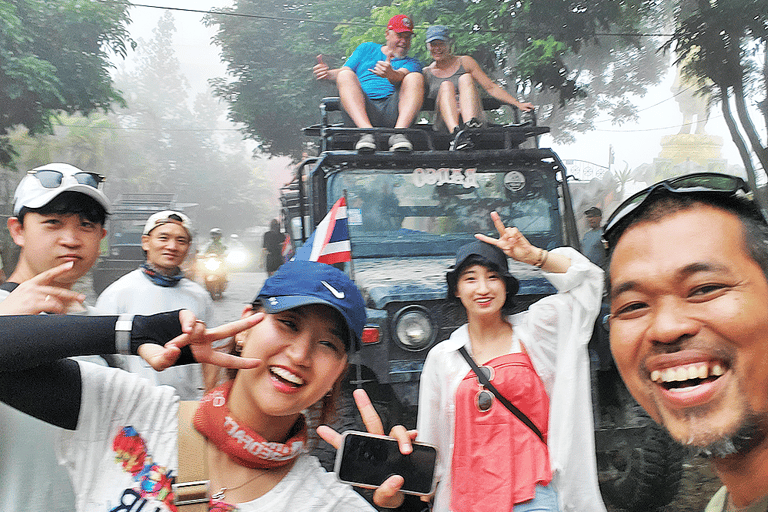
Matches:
[388,134,413,152]
[450,136,474,151]
[355,134,376,153]
[464,117,485,129]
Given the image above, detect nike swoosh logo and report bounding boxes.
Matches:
[321,281,345,299]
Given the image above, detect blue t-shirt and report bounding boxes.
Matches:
[343,42,422,100]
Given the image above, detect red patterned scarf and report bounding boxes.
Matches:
[193,381,307,469]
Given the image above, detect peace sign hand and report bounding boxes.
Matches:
[475,211,541,265]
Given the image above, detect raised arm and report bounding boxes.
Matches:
[0,311,262,429]
[462,56,534,112]
[313,54,342,81]
[476,211,570,272]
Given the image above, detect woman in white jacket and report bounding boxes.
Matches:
[417,212,606,512]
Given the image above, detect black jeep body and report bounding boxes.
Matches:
[283,98,684,511]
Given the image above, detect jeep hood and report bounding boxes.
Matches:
[352,256,556,309]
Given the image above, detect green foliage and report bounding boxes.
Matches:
[208,0,668,154]
[6,12,278,235]
[0,0,134,167]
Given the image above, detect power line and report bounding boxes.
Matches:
[120,1,676,38]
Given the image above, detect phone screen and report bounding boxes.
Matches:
[335,432,437,495]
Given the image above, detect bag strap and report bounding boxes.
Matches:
[458,346,545,443]
[175,401,209,511]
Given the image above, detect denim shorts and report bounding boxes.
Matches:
[513,484,560,512]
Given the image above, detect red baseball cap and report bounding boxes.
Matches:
[387,14,414,33]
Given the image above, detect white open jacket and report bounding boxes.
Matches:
[417,247,607,512]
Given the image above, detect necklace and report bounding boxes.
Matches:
[210,469,271,501]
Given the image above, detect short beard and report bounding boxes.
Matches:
[689,413,768,459]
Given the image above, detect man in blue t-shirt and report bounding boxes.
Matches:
[313,14,424,153]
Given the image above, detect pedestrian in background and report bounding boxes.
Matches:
[581,207,606,268]
[263,218,285,276]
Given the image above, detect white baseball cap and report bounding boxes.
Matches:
[13,163,110,215]
[143,210,193,239]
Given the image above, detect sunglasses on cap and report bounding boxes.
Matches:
[474,365,495,413]
[603,172,760,249]
[28,169,105,189]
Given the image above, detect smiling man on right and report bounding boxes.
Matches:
[603,172,768,512]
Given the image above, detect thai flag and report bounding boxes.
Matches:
[292,197,351,264]
[281,234,293,262]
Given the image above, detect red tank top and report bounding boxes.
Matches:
[451,351,551,512]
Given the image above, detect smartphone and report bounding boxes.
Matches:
[334,431,438,496]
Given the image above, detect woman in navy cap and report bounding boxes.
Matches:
[0,260,412,511]
[417,212,605,511]
[423,25,534,148]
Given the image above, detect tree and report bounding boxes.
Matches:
[0,0,134,166]
[206,0,669,156]
[110,12,277,234]
[664,0,767,195]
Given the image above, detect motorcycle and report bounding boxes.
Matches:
[200,252,228,300]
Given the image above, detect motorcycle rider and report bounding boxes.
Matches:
[96,210,213,400]
[206,227,227,256]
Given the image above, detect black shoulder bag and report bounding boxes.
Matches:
[457,345,545,444]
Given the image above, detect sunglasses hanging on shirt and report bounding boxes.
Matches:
[458,346,545,444]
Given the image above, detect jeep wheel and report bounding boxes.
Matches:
[598,420,685,511]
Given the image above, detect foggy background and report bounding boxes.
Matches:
[1,0,764,257]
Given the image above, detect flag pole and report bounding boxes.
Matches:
[343,189,355,282]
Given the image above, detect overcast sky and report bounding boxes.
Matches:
[121,1,755,179]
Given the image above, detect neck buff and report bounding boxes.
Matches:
[140,262,184,287]
[193,381,307,469]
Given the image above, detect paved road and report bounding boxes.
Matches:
[209,271,268,326]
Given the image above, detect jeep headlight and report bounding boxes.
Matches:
[392,306,436,351]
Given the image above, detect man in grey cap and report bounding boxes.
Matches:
[581,207,606,268]
[96,210,213,399]
[0,162,111,512]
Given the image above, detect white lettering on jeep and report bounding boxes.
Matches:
[412,168,479,188]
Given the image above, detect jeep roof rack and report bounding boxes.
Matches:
[303,97,549,152]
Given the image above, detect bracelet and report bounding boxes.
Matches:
[115,314,134,355]
[539,249,549,268]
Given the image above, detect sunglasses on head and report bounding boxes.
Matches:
[474,365,495,413]
[28,169,105,190]
[603,172,758,249]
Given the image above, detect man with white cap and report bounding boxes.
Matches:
[96,210,213,399]
[0,162,111,511]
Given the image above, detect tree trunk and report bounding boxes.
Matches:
[719,84,761,201]
[762,43,768,137]
[732,80,768,176]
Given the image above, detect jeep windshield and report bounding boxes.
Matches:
[326,166,563,257]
